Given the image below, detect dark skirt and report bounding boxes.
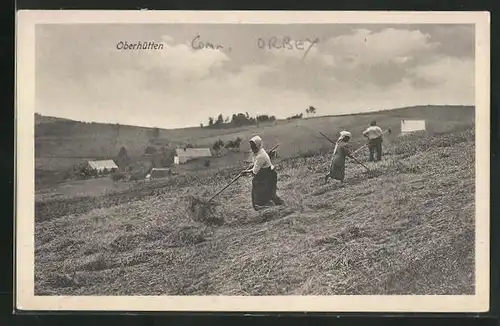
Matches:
[251,167,283,209]
[327,143,349,181]
[329,159,346,181]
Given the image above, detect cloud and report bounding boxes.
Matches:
[427,25,475,58]
[137,35,230,82]
[35,25,475,129]
[324,28,438,67]
[258,28,444,91]
[263,37,334,65]
[408,56,475,91]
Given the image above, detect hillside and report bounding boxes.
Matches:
[35,105,474,173]
[34,125,475,295]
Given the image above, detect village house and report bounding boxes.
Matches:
[401,119,426,135]
[85,159,119,173]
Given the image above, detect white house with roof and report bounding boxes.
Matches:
[401,119,426,135]
[174,148,212,164]
[86,159,119,173]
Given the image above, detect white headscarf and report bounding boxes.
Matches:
[333,130,351,154]
[250,135,263,150]
[338,130,352,141]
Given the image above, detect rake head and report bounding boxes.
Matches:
[184,195,224,226]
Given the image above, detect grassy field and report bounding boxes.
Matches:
[34,107,476,295]
[35,105,474,172]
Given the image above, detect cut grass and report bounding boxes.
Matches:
[34,127,475,296]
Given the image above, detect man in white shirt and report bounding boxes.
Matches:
[362,120,384,161]
[242,135,284,210]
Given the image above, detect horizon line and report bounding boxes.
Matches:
[34,103,475,131]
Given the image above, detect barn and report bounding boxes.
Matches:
[401,119,426,135]
[85,159,119,173]
[174,148,212,164]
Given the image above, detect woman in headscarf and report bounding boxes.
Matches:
[324,130,354,184]
[242,135,285,210]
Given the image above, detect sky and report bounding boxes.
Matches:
[35,23,475,129]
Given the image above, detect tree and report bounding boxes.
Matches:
[216,114,224,125]
[208,117,214,126]
[234,137,242,149]
[213,139,224,151]
[116,146,130,170]
[144,146,158,155]
[161,150,175,167]
[307,106,317,116]
[117,146,128,159]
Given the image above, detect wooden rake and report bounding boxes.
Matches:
[207,143,280,202]
[318,132,372,173]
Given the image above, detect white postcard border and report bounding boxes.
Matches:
[15,10,491,312]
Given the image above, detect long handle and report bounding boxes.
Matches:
[349,155,371,172]
[318,132,336,145]
[208,172,244,202]
[319,131,371,171]
[246,143,280,168]
[268,143,280,153]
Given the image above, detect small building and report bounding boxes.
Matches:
[174,148,212,164]
[147,168,173,179]
[401,119,426,135]
[86,159,119,173]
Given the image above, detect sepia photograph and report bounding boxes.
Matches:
[16,11,490,312]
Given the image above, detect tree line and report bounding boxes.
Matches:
[202,106,317,128]
[202,112,276,129]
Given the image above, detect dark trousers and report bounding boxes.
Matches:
[368,137,383,161]
[251,167,284,210]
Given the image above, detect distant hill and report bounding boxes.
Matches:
[35,113,75,125]
[35,105,475,173]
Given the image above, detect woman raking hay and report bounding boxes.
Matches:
[324,130,354,185]
[242,136,285,211]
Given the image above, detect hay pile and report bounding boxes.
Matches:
[184,195,225,226]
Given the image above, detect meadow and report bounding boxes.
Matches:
[35,105,473,170]
[34,105,476,295]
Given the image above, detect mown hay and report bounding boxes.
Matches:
[109,233,148,253]
[253,206,296,224]
[184,195,225,226]
[35,126,476,296]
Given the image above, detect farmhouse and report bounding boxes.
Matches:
[85,159,119,173]
[401,119,426,135]
[174,148,212,164]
